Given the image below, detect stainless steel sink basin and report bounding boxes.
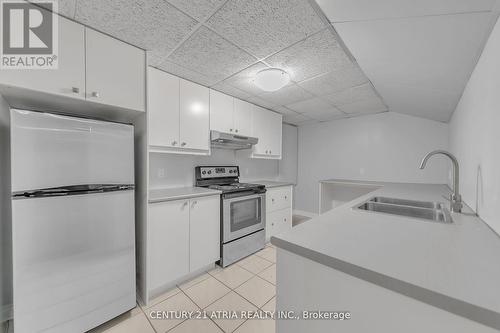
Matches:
[370,196,445,210]
[355,197,452,223]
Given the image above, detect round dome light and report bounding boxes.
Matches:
[254,68,290,92]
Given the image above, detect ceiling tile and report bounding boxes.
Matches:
[210,82,252,100]
[286,97,339,114]
[167,26,257,83]
[316,0,497,22]
[324,83,379,106]
[245,96,277,109]
[308,110,346,122]
[156,60,220,86]
[221,62,271,96]
[31,0,76,18]
[264,28,353,82]
[298,66,368,96]
[338,97,388,114]
[257,84,313,106]
[283,112,314,125]
[75,0,198,63]
[166,0,225,21]
[206,0,325,59]
[271,106,298,116]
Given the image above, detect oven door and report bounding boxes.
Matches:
[222,192,265,243]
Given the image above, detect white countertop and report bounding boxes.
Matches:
[251,180,295,188]
[149,187,221,203]
[271,180,500,329]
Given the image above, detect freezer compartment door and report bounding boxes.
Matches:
[10,109,134,192]
[12,190,136,333]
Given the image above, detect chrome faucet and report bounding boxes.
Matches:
[419,150,463,213]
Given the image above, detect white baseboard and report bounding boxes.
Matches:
[293,209,318,218]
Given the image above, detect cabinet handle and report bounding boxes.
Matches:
[284,218,287,222]
[71,87,80,93]
[191,200,197,208]
[284,196,287,200]
[235,129,239,133]
[269,150,272,154]
[181,142,186,147]
[171,141,177,146]
[230,128,233,132]
[271,198,275,202]
[182,201,188,209]
[265,150,268,154]
[91,91,100,98]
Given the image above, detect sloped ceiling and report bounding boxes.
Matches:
[35,0,390,125]
[318,0,500,122]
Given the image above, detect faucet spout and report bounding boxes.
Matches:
[419,150,462,213]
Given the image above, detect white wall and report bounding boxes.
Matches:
[449,16,500,235]
[0,94,12,323]
[296,112,450,213]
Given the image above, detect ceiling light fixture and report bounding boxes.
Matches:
[254,68,290,92]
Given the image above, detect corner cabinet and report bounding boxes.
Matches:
[147,195,220,298]
[251,106,283,159]
[148,67,210,155]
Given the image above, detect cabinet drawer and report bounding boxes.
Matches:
[266,186,292,212]
[266,208,292,240]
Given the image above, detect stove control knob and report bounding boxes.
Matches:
[208,170,212,175]
[229,170,232,174]
[202,171,206,175]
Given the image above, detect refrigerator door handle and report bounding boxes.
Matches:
[12,184,135,199]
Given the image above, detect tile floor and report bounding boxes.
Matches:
[89,244,277,333]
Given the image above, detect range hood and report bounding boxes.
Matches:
[210,130,258,150]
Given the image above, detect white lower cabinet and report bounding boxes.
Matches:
[189,196,220,272]
[265,185,293,241]
[147,195,220,298]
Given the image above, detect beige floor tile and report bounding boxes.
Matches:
[207,265,224,276]
[144,286,181,309]
[178,272,211,291]
[257,264,276,285]
[255,247,276,263]
[237,255,273,274]
[90,313,155,333]
[265,243,275,249]
[235,276,275,308]
[146,292,199,333]
[261,297,276,312]
[169,318,223,333]
[205,292,258,333]
[234,318,276,333]
[183,276,231,308]
[212,264,254,289]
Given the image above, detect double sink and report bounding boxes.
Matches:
[356,196,453,223]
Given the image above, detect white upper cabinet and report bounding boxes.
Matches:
[233,99,253,137]
[251,106,283,159]
[86,28,145,112]
[209,90,252,136]
[210,90,234,134]
[179,79,210,151]
[148,67,210,155]
[0,15,86,100]
[148,68,179,148]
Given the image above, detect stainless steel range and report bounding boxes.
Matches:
[195,166,266,267]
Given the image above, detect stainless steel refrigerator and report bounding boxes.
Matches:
[10,109,136,333]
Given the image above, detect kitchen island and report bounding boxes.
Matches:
[271,180,500,332]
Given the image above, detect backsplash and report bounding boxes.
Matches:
[149,148,280,189]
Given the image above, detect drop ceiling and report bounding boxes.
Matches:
[318,0,500,122]
[35,0,500,124]
[35,0,389,125]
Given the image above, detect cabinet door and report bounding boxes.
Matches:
[0,14,85,99]
[233,99,253,136]
[148,200,190,291]
[189,196,220,272]
[86,28,145,111]
[179,79,210,151]
[251,106,270,155]
[147,67,180,148]
[210,90,234,133]
[267,111,283,157]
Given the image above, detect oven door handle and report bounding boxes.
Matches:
[223,193,265,203]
